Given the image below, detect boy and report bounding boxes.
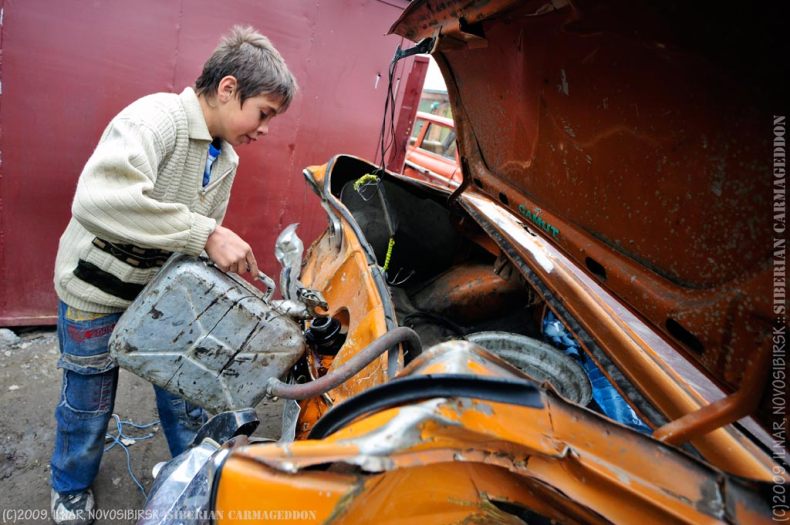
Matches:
[50,26,296,524]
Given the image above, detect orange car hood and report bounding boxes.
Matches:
[390,0,782,421]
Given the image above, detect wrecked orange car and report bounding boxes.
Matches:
[111,0,787,523]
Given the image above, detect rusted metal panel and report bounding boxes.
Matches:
[390,0,787,444]
[214,342,776,523]
[410,263,523,323]
[457,189,778,479]
[0,0,415,326]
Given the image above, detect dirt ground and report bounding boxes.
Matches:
[0,328,283,524]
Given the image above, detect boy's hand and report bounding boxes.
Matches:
[205,225,259,277]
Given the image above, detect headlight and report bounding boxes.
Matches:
[138,439,228,525]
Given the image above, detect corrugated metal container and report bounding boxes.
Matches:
[0,0,425,325]
[109,255,304,413]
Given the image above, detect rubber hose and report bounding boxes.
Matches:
[266,327,422,400]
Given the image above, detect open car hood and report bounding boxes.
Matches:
[390,0,782,424]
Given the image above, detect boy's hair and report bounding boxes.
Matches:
[196,26,297,111]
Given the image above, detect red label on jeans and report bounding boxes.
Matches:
[67,324,114,342]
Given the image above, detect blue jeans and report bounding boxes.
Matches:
[51,301,207,495]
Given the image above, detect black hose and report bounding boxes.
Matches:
[309,374,543,439]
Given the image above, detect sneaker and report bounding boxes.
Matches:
[50,489,95,525]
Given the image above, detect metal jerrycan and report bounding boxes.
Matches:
[109,226,310,414]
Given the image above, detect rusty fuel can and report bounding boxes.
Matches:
[109,255,305,413]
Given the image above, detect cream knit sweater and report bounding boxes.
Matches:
[54,87,239,313]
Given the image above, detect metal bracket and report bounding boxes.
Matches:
[393,37,437,62]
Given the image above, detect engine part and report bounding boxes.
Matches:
[466,331,592,405]
[296,287,329,316]
[305,316,346,356]
[412,264,525,324]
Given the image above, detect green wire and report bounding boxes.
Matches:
[383,237,395,272]
[353,173,380,191]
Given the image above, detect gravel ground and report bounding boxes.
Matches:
[0,328,282,525]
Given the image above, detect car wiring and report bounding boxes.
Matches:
[357,38,438,277]
[104,414,160,499]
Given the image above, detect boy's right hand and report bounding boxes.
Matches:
[205,225,259,277]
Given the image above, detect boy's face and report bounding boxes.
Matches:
[216,90,283,147]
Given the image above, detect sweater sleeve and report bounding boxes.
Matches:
[72,116,216,256]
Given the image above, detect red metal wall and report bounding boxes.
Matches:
[387,55,429,173]
[0,0,422,325]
